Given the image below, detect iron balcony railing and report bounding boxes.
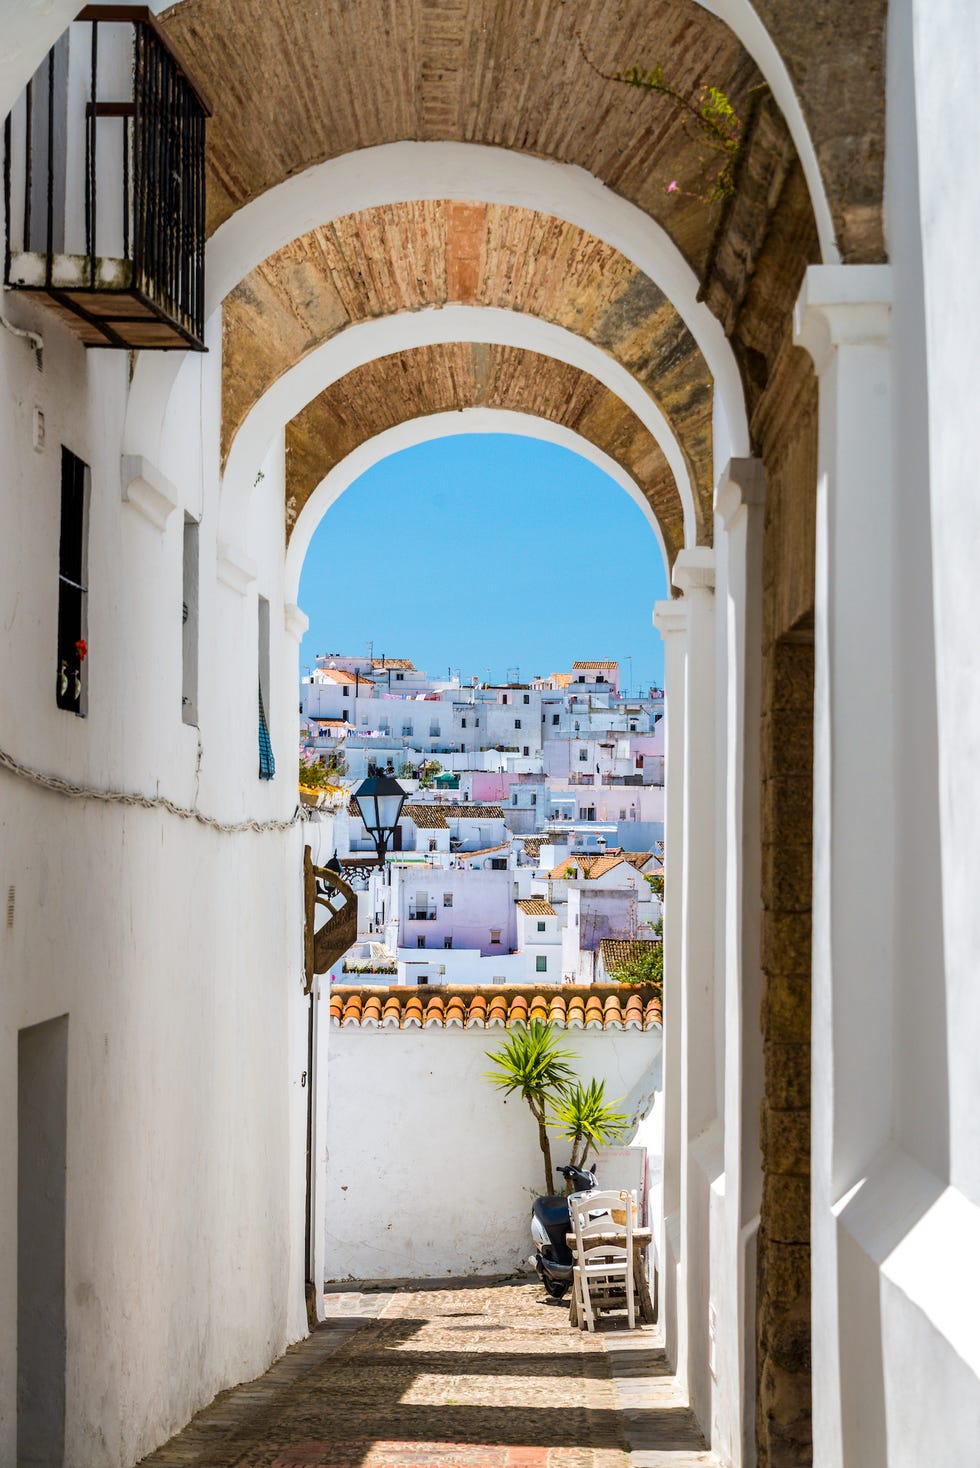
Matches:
[3,6,210,350]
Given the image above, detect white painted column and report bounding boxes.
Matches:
[716,458,766,1468]
[794,264,894,1467]
[653,596,688,1376]
[671,546,717,1427]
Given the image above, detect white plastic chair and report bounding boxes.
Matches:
[570,1188,636,1331]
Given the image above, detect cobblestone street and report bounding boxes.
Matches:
[137,1281,713,1468]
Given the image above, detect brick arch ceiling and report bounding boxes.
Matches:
[223,200,714,541]
[161,0,885,268]
[284,342,686,568]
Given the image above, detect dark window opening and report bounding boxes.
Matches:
[258,596,275,779]
[56,447,89,716]
[181,515,199,725]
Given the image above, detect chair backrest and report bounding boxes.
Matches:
[570,1189,635,1266]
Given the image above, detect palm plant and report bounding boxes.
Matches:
[484,1021,577,1195]
[549,1078,630,1174]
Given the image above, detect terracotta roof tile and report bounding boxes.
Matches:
[572,660,618,670]
[372,658,415,670]
[327,983,660,1032]
[458,842,510,860]
[548,852,654,881]
[599,938,662,974]
[515,898,556,915]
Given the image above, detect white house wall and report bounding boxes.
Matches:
[321,1025,662,1281]
[0,299,309,1465]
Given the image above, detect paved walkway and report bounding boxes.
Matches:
[138,1281,714,1468]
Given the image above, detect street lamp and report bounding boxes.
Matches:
[352,772,406,866]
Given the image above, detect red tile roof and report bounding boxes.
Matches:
[328,983,661,1031]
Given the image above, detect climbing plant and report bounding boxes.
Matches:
[579,36,743,204]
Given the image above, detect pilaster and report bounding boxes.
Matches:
[653,596,688,1377]
[794,262,894,1467]
[716,457,767,1468]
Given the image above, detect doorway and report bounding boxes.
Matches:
[18,1014,68,1468]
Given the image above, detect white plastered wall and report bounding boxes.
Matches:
[802,2,980,1464]
[322,1025,662,1281]
[0,291,311,1465]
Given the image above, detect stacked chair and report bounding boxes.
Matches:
[570,1188,637,1331]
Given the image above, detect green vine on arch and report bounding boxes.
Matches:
[578,35,743,205]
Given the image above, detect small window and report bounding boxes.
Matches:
[343,685,350,695]
[402,725,412,736]
[536,920,546,932]
[443,893,453,907]
[536,955,548,972]
[490,858,507,871]
[523,694,530,704]
[552,714,560,725]
[396,672,404,681]
[342,706,349,720]
[493,975,506,985]
[579,748,588,761]
[515,718,521,729]
[428,838,438,852]
[531,794,536,806]
[56,447,89,715]
[417,975,429,985]
[181,514,199,725]
[490,929,501,944]
[523,747,529,757]
[443,936,453,949]
[620,808,627,820]
[577,676,585,683]
[257,596,275,779]
[417,936,426,949]
[512,793,519,805]
[502,694,509,705]
[461,718,467,728]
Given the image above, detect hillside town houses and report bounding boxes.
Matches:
[301,654,664,985]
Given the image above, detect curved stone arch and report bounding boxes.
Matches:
[125,144,750,482]
[0,0,865,264]
[221,199,716,530]
[285,408,671,604]
[219,304,698,557]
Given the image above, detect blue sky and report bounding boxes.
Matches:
[297,435,668,692]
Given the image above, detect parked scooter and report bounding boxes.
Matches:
[529,1162,598,1299]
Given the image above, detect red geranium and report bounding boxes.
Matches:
[75,639,88,662]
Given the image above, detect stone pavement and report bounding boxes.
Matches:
[137,1280,715,1468]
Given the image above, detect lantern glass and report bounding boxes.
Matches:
[353,774,406,856]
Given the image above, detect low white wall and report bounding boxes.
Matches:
[322,1024,662,1280]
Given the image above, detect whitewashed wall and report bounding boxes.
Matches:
[0,292,309,1467]
[321,1024,662,1280]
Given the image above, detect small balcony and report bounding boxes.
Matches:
[408,906,437,922]
[3,7,210,351]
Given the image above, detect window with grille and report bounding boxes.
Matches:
[181,515,199,725]
[536,955,548,971]
[257,596,275,778]
[56,447,89,715]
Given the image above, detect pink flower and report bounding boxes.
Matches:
[666,180,679,194]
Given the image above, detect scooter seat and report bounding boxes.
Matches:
[533,1195,571,1229]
